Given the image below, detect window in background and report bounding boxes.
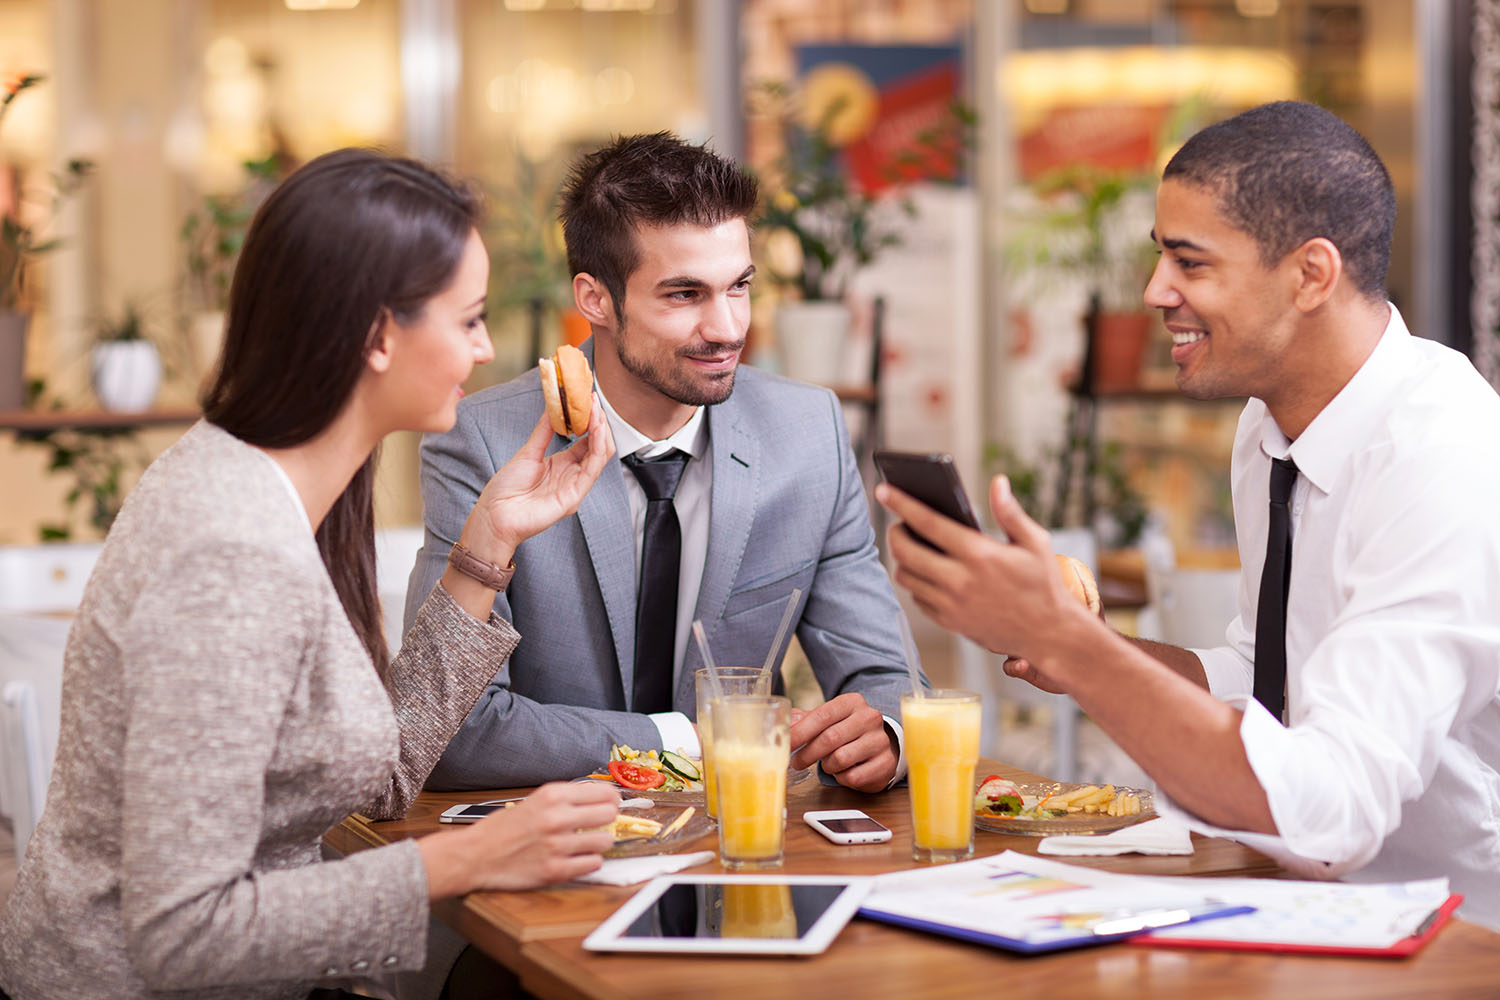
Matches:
[454,0,705,384]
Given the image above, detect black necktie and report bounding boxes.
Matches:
[623,449,690,714]
[1253,456,1298,723]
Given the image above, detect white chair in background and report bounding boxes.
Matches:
[1139,534,1242,650]
[0,542,97,857]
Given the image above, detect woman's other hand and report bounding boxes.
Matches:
[420,781,620,898]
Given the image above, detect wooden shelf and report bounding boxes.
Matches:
[0,408,200,433]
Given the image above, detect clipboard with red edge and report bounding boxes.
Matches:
[1131,892,1463,957]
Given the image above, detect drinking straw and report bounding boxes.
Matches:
[692,619,725,703]
[760,587,803,681]
[897,612,925,699]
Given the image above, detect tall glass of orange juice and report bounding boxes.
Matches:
[901,689,982,863]
[711,694,790,868]
[695,667,772,820]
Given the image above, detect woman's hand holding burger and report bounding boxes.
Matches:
[444,347,615,618]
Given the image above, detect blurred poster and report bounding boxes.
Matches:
[793,43,966,194]
[1016,104,1168,179]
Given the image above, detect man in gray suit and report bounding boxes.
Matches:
[407,132,923,792]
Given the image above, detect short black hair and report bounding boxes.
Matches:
[1164,101,1394,300]
[559,132,758,321]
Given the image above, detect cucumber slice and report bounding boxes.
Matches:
[661,751,701,782]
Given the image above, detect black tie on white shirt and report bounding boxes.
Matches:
[1253,456,1298,723]
[622,449,690,714]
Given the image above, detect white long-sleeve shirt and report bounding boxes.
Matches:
[1164,306,1500,931]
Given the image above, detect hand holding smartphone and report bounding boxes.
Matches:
[873,450,982,551]
[803,809,893,845]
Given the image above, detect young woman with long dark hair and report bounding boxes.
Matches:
[0,148,619,1000]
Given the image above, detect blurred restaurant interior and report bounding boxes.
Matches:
[1,0,1494,777]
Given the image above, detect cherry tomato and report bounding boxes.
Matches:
[607,760,666,790]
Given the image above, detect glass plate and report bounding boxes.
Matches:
[973,781,1156,837]
[578,760,812,804]
[605,804,716,858]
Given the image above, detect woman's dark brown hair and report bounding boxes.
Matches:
[202,148,482,675]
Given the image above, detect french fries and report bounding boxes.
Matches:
[609,814,663,840]
[1036,783,1143,817]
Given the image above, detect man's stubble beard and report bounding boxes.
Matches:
[614,319,740,408]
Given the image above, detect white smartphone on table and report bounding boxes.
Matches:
[803,809,893,845]
[438,798,524,824]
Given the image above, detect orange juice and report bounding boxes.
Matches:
[901,690,982,862]
[695,667,770,820]
[714,740,788,865]
[710,695,790,868]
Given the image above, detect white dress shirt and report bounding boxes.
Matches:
[597,386,907,784]
[1163,305,1500,930]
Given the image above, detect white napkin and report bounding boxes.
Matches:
[1037,817,1193,857]
[573,850,716,887]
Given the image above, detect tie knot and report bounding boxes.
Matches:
[1269,457,1298,504]
[623,449,689,501]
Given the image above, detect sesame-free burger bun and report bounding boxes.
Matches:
[539,344,593,437]
[1055,554,1102,616]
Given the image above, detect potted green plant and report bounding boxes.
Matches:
[482,149,578,368]
[986,435,1148,550]
[1003,165,1159,393]
[1,73,93,410]
[91,303,161,413]
[178,154,280,377]
[752,81,974,384]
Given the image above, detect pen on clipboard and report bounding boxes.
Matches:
[1087,903,1255,938]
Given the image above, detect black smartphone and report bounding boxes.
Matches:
[873,450,981,551]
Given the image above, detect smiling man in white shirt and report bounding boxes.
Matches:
[879,101,1500,929]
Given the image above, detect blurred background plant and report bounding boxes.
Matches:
[1,73,93,311]
[986,434,1148,549]
[178,153,281,315]
[480,148,578,376]
[1001,164,1158,315]
[752,80,976,303]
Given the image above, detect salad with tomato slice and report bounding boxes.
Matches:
[590,744,703,792]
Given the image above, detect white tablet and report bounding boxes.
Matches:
[582,874,871,956]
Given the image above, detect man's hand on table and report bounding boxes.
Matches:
[789,692,898,793]
[421,781,620,898]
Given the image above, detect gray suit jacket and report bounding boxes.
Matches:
[407,341,920,789]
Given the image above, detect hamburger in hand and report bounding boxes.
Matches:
[539,344,594,437]
[1055,554,1102,616]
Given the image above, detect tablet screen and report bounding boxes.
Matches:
[584,875,871,955]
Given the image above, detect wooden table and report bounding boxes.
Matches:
[326,760,1500,998]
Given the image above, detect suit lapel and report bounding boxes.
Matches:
[680,400,759,705]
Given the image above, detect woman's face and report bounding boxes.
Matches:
[372,228,493,434]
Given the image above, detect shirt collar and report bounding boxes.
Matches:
[1261,302,1413,495]
[595,383,708,461]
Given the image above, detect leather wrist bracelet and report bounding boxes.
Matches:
[447,542,516,592]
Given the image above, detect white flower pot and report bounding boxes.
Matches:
[776,300,852,386]
[92,340,161,412]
